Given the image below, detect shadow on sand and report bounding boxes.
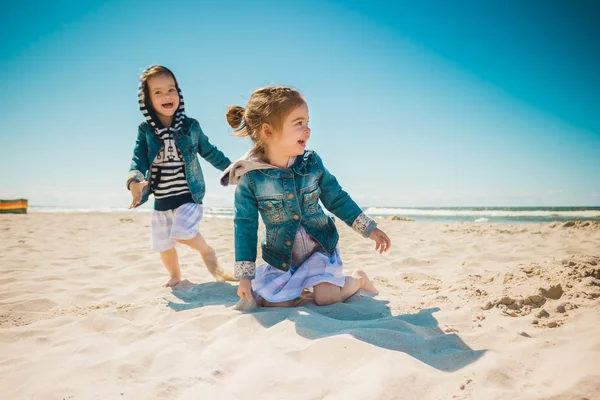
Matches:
[168,281,485,372]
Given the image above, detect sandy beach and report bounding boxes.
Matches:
[1,213,599,399]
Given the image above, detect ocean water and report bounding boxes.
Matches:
[28,206,600,224]
[363,206,600,223]
[27,206,234,218]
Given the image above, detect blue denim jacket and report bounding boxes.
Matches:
[127,116,231,206]
[229,150,377,279]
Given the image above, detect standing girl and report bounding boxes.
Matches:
[221,86,391,307]
[127,65,233,286]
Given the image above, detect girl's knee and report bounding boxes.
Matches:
[174,233,203,243]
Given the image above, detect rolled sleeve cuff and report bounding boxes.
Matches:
[351,212,377,238]
[126,170,145,190]
[234,261,256,280]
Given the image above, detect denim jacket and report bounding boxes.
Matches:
[223,150,377,279]
[127,116,231,206]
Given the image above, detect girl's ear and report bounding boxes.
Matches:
[262,123,273,137]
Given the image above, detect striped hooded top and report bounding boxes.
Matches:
[138,69,193,210]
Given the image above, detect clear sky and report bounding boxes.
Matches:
[1,0,599,208]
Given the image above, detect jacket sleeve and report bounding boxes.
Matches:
[233,174,259,279]
[126,124,149,190]
[195,121,231,171]
[316,153,377,238]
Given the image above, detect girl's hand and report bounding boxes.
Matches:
[368,228,391,254]
[129,181,148,209]
[238,279,253,301]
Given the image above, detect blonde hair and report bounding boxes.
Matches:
[226,86,305,153]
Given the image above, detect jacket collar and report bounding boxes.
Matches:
[253,150,315,178]
[220,149,316,185]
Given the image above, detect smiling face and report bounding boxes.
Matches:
[146,73,179,125]
[266,103,311,159]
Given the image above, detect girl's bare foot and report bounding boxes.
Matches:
[352,269,379,295]
[163,276,181,287]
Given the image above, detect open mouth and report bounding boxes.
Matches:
[162,102,174,109]
[298,139,306,147]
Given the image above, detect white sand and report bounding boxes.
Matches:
[1,213,599,399]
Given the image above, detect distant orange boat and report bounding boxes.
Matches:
[0,199,28,214]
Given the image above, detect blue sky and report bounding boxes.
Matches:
[1,0,599,208]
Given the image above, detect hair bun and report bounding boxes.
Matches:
[226,105,245,129]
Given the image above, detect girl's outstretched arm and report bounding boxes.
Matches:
[316,153,378,238]
[126,124,150,189]
[317,153,391,253]
[195,121,231,171]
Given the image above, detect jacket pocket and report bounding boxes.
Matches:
[302,185,321,215]
[257,196,286,224]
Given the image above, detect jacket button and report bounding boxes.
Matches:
[312,192,317,198]
[267,202,273,207]
[282,262,287,268]
[293,215,299,220]
[285,240,292,246]
[288,193,294,199]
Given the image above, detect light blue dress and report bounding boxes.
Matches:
[251,226,345,303]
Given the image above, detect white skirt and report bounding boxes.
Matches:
[252,247,346,303]
[150,203,203,252]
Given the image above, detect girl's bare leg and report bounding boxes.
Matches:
[176,233,212,255]
[313,269,378,306]
[351,270,379,295]
[175,234,234,281]
[160,248,181,287]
